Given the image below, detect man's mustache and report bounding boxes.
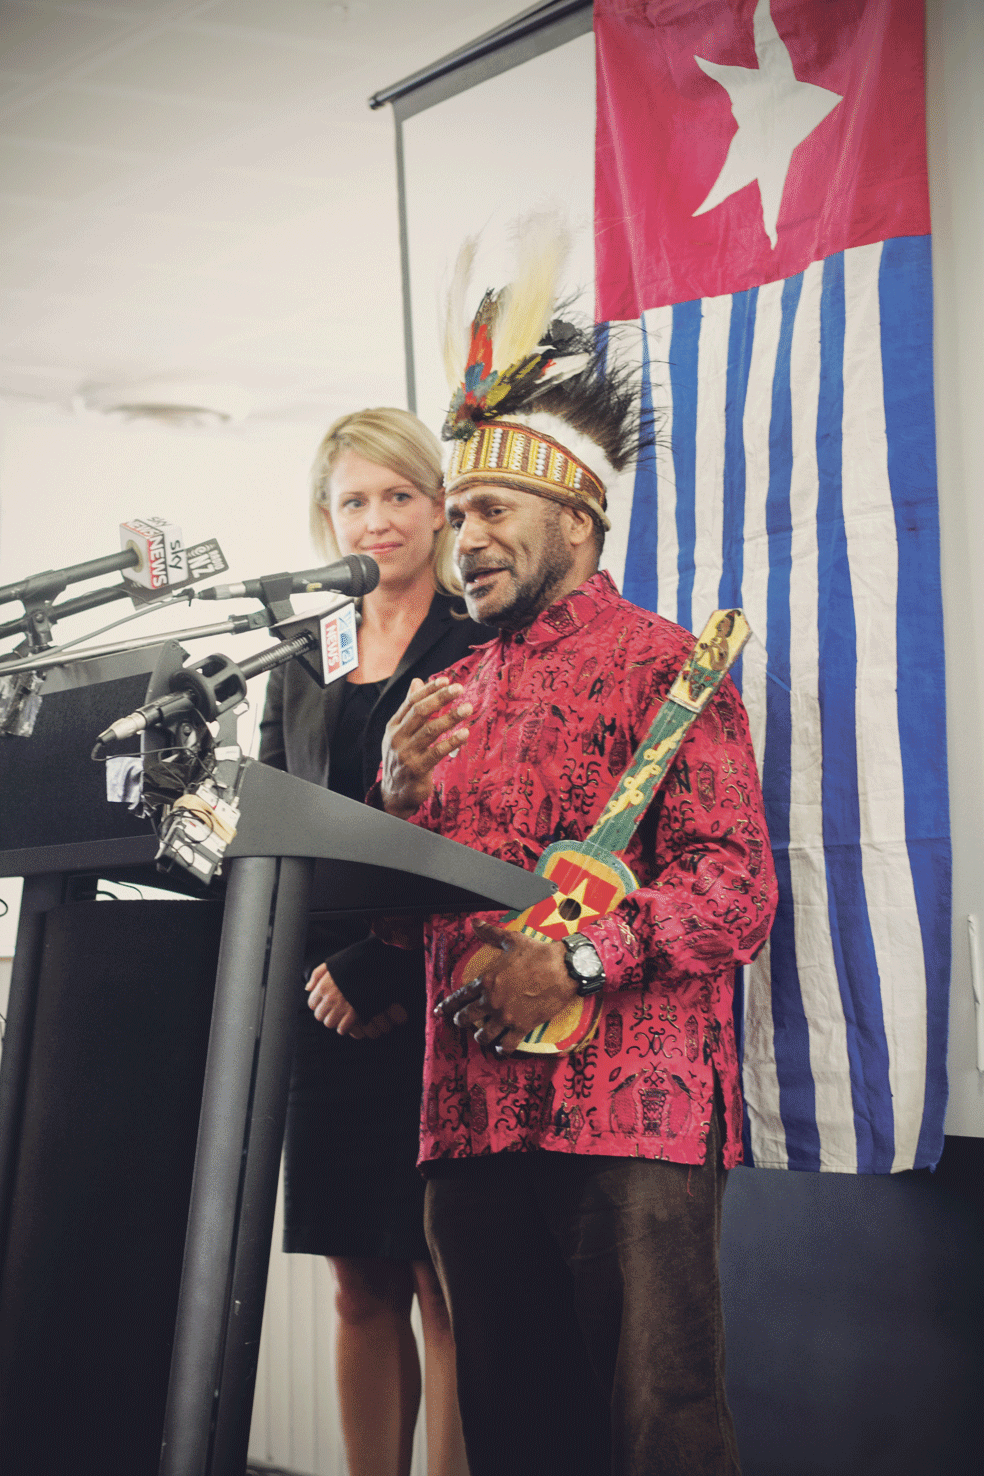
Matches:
[457,557,512,579]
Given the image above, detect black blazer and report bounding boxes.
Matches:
[258,592,493,1018]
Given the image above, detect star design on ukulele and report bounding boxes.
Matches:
[534,876,608,938]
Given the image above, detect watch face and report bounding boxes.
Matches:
[568,941,603,978]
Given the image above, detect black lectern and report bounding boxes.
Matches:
[0,648,553,1476]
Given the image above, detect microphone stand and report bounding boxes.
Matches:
[0,608,279,677]
[0,548,142,655]
[0,549,164,735]
[0,580,143,646]
[94,617,340,886]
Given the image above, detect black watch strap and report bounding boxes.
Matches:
[561,934,605,996]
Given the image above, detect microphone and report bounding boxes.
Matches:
[94,629,320,747]
[0,548,139,609]
[197,554,379,601]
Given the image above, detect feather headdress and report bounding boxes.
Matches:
[440,216,640,528]
[441,214,590,442]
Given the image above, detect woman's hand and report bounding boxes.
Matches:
[306,963,408,1039]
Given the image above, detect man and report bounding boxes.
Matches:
[373,259,777,1474]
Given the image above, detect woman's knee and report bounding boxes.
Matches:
[330,1256,414,1326]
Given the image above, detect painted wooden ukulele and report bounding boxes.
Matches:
[451,609,752,1055]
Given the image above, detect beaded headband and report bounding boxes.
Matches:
[444,418,611,530]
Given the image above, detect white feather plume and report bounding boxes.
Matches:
[491,212,572,375]
[442,235,477,391]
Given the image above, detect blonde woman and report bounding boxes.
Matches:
[260,409,485,1476]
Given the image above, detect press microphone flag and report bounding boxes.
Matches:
[196,554,379,601]
[120,517,186,591]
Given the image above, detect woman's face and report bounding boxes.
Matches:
[326,449,445,589]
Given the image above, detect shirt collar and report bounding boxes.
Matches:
[500,569,620,649]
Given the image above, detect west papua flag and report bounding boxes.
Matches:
[595,0,930,314]
[593,0,950,1174]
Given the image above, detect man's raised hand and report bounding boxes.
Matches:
[380,676,472,819]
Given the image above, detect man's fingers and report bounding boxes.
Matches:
[392,677,461,729]
[452,999,490,1030]
[411,720,472,775]
[435,979,485,1019]
[470,918,511,947]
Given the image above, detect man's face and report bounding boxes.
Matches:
[446,484,576,630]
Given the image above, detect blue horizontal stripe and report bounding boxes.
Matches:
[671,300,700,632]
[762,272,820,1169]
[817,252,895,1174]
[622,318,660,614]
[879,235,951,1168]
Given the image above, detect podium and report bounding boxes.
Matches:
[0,648,553,1475]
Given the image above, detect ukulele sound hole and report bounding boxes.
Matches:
[558,898,582,921]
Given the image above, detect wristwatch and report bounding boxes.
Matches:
[561,934,606,996]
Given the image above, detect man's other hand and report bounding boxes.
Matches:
[434,918,579,1055]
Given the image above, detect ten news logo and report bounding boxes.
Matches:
[320,604,358,680]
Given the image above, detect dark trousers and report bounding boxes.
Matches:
[424,1110,739,1476]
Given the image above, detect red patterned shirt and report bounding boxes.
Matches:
[404,572,777,1170]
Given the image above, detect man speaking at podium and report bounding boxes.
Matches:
[375,248,778,1476]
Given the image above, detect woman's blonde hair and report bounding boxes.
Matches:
[310,406,460,595]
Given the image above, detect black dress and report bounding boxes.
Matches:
[259,593,492,1259]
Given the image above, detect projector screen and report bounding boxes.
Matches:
[401,29,596,439]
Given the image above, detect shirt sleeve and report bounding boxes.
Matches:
[580,677,778,990]
[327,932,424,1020]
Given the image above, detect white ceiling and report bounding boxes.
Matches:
[0,0,527,424]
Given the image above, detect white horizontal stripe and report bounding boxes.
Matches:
[600,319,645,593]
[786,258,858,1172]
[645,304,680,623]
[691,292,730,632]
[740,276,783,772]
[741,940,788,1166]
[737,279,786,1167]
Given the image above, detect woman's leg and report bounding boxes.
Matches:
[412,1259,470,1476]
[330,1255,420,1476]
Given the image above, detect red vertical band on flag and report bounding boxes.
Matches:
[595,0,930,318]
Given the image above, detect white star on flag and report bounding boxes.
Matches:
[692,0,842,248]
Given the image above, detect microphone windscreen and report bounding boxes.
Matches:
[348,554,380,595]
[293,556,379,597]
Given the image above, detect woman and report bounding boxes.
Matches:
[259,408,487,1476]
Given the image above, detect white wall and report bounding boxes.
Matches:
[403,31,596,439]
[927,0,984,1136]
